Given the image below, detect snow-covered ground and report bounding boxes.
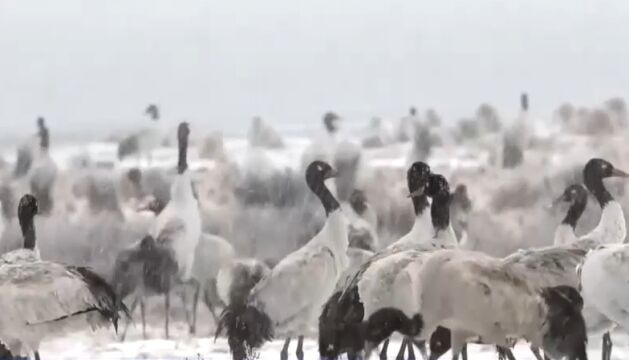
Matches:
[38,315,629,360]
[5,129,629,359]
[40,328,629,360]
[0,134,485,174]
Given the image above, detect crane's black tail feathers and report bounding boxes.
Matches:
[318,286,365,357]
[69,266,131,333]
[216,305,273,360]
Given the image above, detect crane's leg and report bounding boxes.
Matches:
[395,338,408,360]
[165,290,171,339]
[280,337,291,360]
[530,346,544,360]
[202,285,221,323]
[406,337,416,360]
[452,343,468,360]
[379,338,390,360]
[412,339,427,360]
[296,335,304,360]
[496,346,515,360]
[182,284,191,326]
[121,295,140,341]
[140,296,147,339]
[497,346,506,360]
[602,332,612,360]
[190,280,201,334]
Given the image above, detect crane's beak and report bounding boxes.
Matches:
[325,168,338,179]
[550,194,566,209]
[611,168,629,178]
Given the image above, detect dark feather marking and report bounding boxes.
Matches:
[13,146,32,178]
[26,307,100,326]
[479,282,491,296]
[118,135,139,160]
[68,266,130,332]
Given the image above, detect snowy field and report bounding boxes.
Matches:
[38,321,629,360]
[0,134,486,174]
[35,300,629,360]
[3,129,629,359]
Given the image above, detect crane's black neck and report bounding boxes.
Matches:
[19,213,36,250]
[521,93,529,112]
[177,136,188,175]
[562,198,587,229]
[309,179,340,216]
[431,193,451,232]
[584,176,612,208]
[412,195,430,218]
[39,127,50,151]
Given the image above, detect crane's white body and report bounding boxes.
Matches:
[29,152,57,190]
[357,212,458,320]
[579,201,626,245]
[249,209,348,334]
[581,244,629,331]
[577,200,627,337]
[553,223,578,246]
[152,170,201,281]
[416,250,549,353]
[0,249,115,356]
[191,233,236,284]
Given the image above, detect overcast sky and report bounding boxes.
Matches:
[1,0,628,138]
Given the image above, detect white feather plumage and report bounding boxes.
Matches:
[152,170,201,281]
[250,209,348,333]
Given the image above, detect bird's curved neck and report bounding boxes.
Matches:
[431,193,450,232]
[562,199,586,229]
[585,177,612,208]
[39,128,50,152]
[311,180,340,216]
[19,215,36,250]
[177,137,188,175]
[412,195,429,218]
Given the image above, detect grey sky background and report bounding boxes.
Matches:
[1,0,628,139]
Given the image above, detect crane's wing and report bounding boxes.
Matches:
[599,245,629,279]
[155,217,186,246]
[0,261,127,329]
[502,246,587,288]
[250,245,339,326]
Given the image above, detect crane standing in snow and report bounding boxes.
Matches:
[0,194,128,359]
[220,160,349,360]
